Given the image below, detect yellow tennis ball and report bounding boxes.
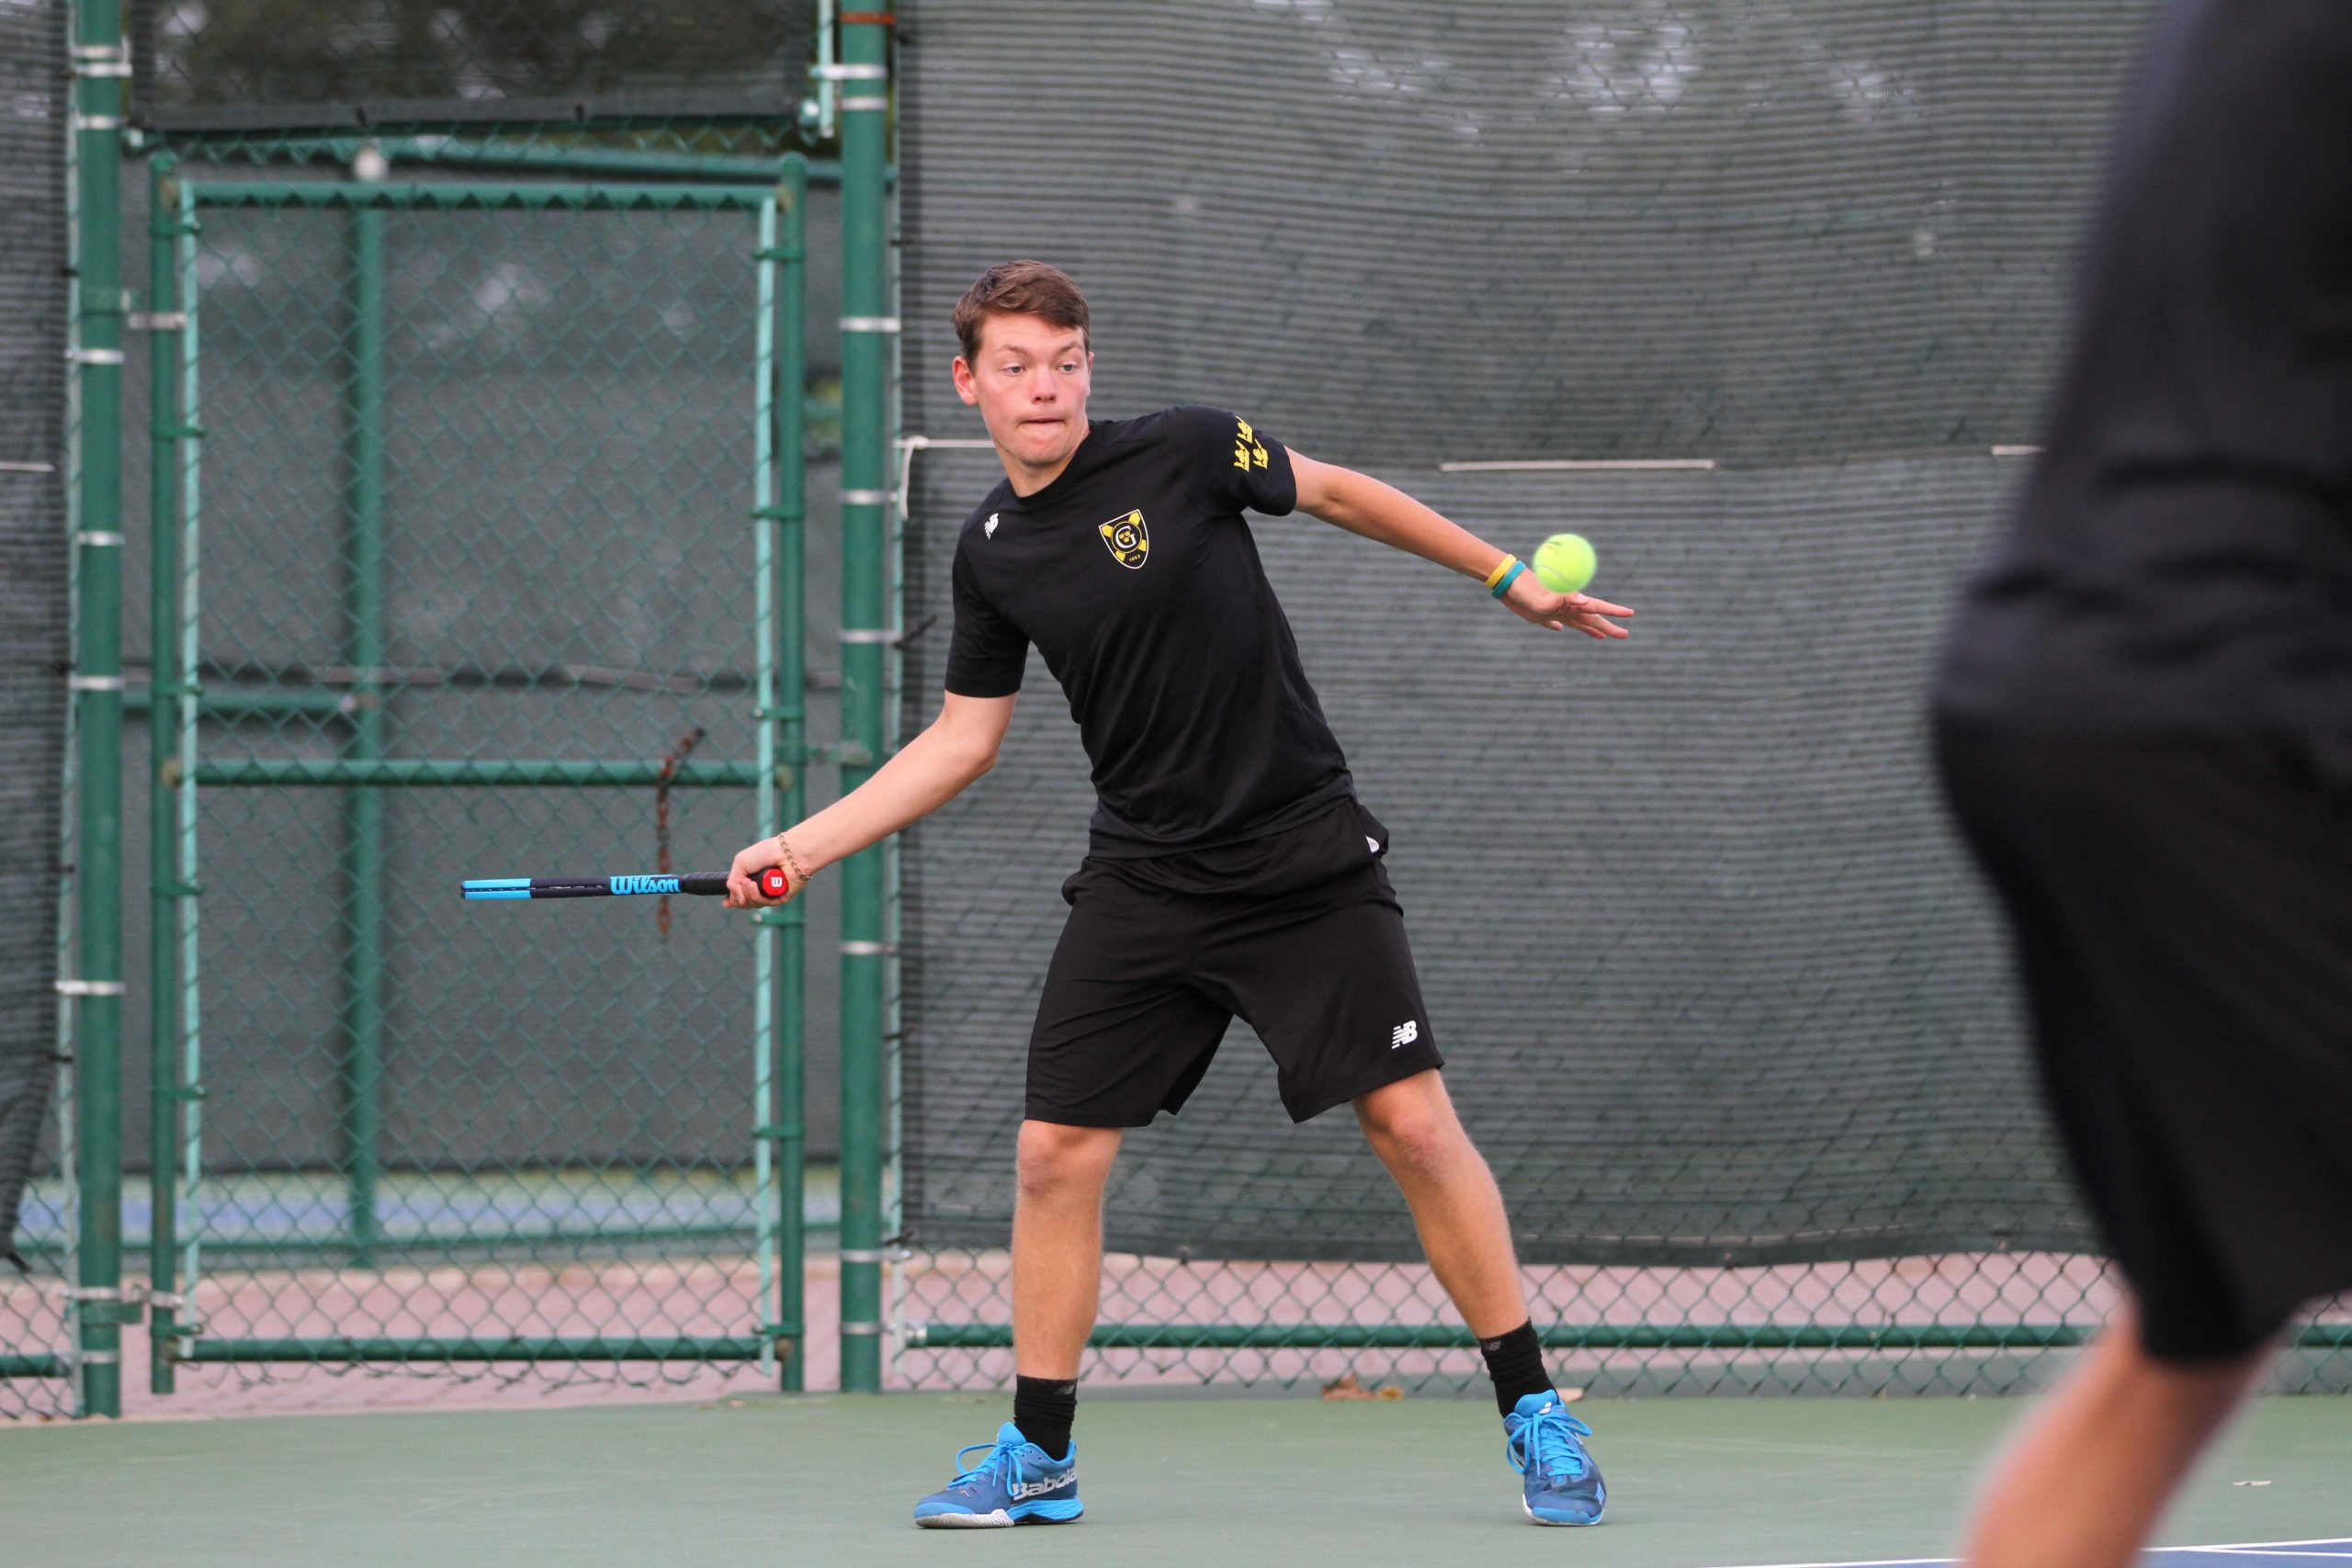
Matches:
[1532,534,1597,593]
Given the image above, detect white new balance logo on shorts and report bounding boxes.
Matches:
[1390,1020,1419,1049]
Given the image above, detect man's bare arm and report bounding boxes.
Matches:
[1288,451,1633,639]
[724,691,1016,907]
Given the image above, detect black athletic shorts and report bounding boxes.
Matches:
[1934,716,2352,1360]
[1025,799,1445,1128]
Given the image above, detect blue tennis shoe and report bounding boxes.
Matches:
[1504,1391,1606,1526]
[911,1422,1083,1528]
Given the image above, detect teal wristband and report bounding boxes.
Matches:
[1488,559,1529,599]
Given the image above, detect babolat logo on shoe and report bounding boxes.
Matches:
[610,874,682,896]
[1012,1473,1074,1499]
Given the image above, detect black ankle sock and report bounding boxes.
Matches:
[1012,1375,1077,1460]
[1478,1321,1553,1416]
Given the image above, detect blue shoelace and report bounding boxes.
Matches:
[945,1437,1027,1495]
[1507,1405,1593,1483]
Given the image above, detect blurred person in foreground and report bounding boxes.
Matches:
[1933,4,2352,1564]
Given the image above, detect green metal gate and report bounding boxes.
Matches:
[142,162,814,1393]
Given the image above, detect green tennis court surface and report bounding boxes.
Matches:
[1832,1547,2352,1566]
[7,1393,2344,1567]
[1770,1548,2352,1567]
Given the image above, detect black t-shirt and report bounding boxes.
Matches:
[1935,0,2352,737]
[945,405,1354,855]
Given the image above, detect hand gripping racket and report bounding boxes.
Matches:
[462,868,791,901]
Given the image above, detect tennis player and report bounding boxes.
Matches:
[728,260,1632,1528]
[1933,5,2352,1564]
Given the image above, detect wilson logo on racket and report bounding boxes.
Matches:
[610,874,682,897]
[1096,508,1149,570]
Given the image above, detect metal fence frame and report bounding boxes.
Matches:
[25,0,897,1421]
[138,165,812,1390]
[52,0,130,1418]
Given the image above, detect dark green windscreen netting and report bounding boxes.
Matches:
[891,1,2161,1265]
[131,1,813,130]
[0,0,69,1266]
[898,2,2152,468]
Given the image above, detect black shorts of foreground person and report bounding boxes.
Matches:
[1935,722,2352,1361]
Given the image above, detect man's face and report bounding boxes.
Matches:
[953,312,1092,474]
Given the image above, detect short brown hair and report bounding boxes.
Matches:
[953,260,1090,363]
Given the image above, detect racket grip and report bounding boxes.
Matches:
[680,869,790,898]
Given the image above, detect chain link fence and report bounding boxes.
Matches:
[884,0,2352,1396]
[106,168,816,1399]
[14,0,878,1417]
[22,0,2352,1416]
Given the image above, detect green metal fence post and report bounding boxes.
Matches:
[338,196,390,1267]
[67,0,129,1421]
[836,14,894,1395]
[775,153,809,1393]
[171,178,205,1374]
[749,163,812,1393]
[146,154,187,1395]
[752,195,782,1388]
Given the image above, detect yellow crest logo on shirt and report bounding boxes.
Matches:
[1097,509,1150,570]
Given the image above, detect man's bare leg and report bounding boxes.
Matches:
[1962,1300,2267,1568]
[1357,1069,1604,1525]
[909,1119,1115,1524]
[1354,1069,1529,1336]
[1011,1119,1123,1379]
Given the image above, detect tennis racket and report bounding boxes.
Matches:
[463,868,790,901]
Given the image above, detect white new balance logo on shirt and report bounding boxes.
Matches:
[1390,1020,1419,1049]
[985,513,1001,538]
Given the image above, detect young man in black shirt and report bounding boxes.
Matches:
[729,260,1632,1529]
[1935,4,2352,1563]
